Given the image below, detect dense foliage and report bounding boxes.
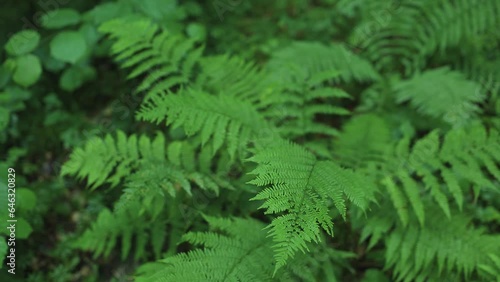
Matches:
[1,0,499,281]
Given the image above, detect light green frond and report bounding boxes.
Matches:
[99,18,203,97]
[248,139,376,271]
[196,54,270,103]
[135,217,278,282]
[266,41,380,84]
[385,206,500,282]
[61,130,165,189]
[137,89,276,158]
[393,67,485,125]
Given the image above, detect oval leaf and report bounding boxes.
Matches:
[50,31,87,64]
[5,30,40,56]
[41,9,81,29]
[13,54,42,87]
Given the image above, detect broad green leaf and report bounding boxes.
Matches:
[84,2,132,25]
[60,67,84,91]
[16,218,33,239]
[17,188,36,211]
[60,65,96,91]
[5,30,40,56]
[50,31,87,64]
[41,9,81,29]
[13,54,42,87]
[186,23,206,42]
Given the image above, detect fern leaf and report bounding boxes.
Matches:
[385,206,500,282]
[137,89,276,158]
[248,139,376,271]
[393,67,485,125]
[61,131,165,189]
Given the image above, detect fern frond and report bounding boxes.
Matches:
[266,41,380,84]
[137,88,277,158]
[374,124,500,225]
[393,67,485,125]
[354,0,500,73]
[196,54,270,104]
[135,216,279,282]
[478,254,500,282]
[261,42,365,140]
[248,139,376,271]
[75,206,156,261]
[99,18,203,97]
[333,114,392,168]
[384,206,500,282]
[61,130,165,189]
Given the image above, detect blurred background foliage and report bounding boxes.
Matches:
[0,0,499,281]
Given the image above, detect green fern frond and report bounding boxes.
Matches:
[266,41,380,84]
[135,216,279,282]
[137,88,277,158]
[393,67,485,125]
[99,18,203,96]
[248,139,376,271]
[374,124,500,225]
[333,114,392,168]
[354,0,500,73]
[384,206,500,282]
[196,54,270,104]
[75,206,156,261]
[478,254,500,282]
[61,130,165,189]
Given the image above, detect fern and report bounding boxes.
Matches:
[266,41,380,84]
[75,205,165,261]
[333,114,392,168]
[248,139,376,271]
[353,0,500,73]
[135,216,287,282]
[137,88,277,158]
[385,206,500,282]
[393,67,485,125]
[389,124,498,225]
[478,254,500,282]
[62,130,229,194]
[196,54,271,104]
[99,17,203,97]
[61,130,166,189]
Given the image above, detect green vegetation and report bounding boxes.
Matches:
[1,0,499,281]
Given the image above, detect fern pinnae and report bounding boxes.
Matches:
[248,139,376,271]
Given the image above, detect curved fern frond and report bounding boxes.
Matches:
[135,216,279,282]
[248,139,376,271]
[196,54,271,104]
[333,113,392,168]
[61,131,228,195]
[99,17,203,97]
[75,206,166,261]
[478,254,500,282]
[137,89,277,158]
[266,41,380,84]
[384,207,500,282]
[354,0,500,73]
[373,124,500,226]
[61,130,166,189]
[393,67,485,125]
